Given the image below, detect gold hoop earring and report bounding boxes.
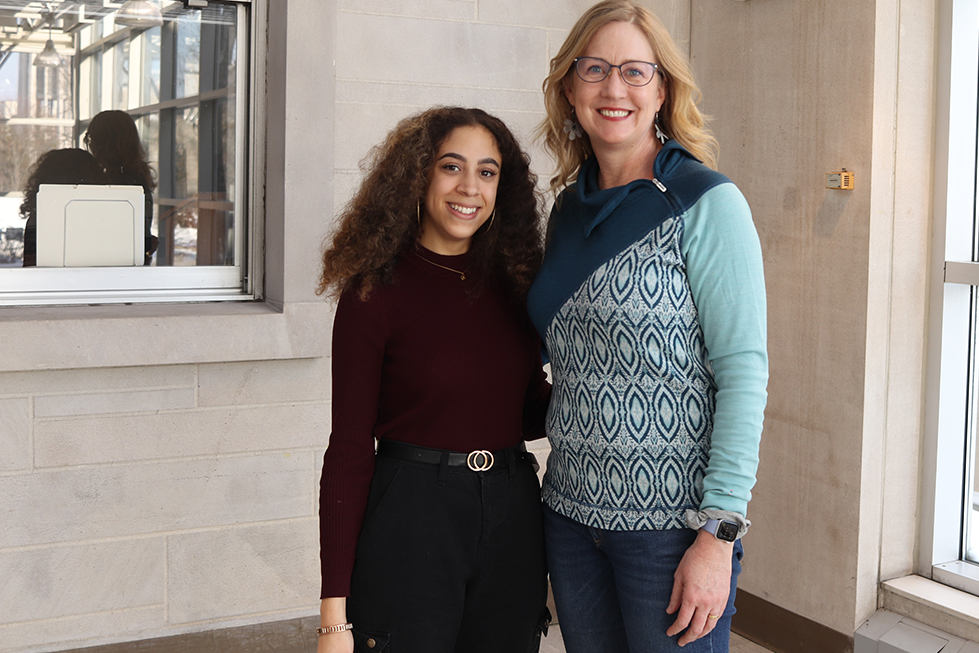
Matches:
[484,208,496,232]
[417,201,422,227]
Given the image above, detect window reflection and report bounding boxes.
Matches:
[140,29,162,107]
[176,14,200,99]
[112,39,130,110]
[0,1,239,270]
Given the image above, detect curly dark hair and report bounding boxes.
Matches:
[317,107,543,302]
[19,148,108,221]
[19,148,109,267]
[84,110,157,192]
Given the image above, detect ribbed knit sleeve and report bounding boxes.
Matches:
[319,291,389,598]
[681,183,768,517]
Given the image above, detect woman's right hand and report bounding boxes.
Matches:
[318,597,354,653]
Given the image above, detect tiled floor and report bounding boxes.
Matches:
[539,625,772,653]
[63,614,774,653]
[730,633,775,653]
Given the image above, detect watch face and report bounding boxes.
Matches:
[717,521,739,542]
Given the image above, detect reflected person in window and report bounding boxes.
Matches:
[316,107,551,653]
[20,148,108,267]
[84,110,158,265]
[528,1,768,651]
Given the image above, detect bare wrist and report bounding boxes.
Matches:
[320,596,348,627]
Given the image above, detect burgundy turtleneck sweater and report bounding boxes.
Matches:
[319,247,551,598]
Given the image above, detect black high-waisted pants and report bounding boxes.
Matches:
[346,445,548,653]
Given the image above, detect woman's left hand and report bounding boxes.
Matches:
[665,529,734,646]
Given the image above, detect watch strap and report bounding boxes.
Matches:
[685,508,750,538]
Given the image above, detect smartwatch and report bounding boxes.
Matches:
[702,518,739,542]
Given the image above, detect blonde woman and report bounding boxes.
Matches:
[527,2,767,650]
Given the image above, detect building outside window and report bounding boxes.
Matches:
[0,0,256,305]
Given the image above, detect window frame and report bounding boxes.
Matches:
[921,0,979,594]
[0,0,262,306]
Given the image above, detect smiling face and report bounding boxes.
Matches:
[419,125,502,255]
[565,21,666,162]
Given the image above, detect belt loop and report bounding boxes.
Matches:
[507,447,517,479]
[437,450,449,485]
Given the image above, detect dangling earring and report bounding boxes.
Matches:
[484,208,496,232]
[564,108,584,141]
[417,201,422,226]
[655,111,668,144]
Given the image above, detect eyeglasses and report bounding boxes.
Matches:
[572,57,660,87]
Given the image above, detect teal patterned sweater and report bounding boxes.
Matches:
[527,142,767,531]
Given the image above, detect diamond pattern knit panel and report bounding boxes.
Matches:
[541,217,716,531]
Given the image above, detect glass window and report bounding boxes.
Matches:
[139,30,162,107]
[0,0,254,304]
[176,13,201,99]
[924,0,979,596]
[112,39,130,110]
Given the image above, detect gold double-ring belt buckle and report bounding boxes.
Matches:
[466,450,495,472]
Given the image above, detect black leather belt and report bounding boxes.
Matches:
[377,439,530,472]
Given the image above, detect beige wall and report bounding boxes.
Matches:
[693,0,935,638]
[331,0,688,214]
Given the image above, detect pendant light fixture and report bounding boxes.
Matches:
[115,0,164,29]
[33,17,63,68]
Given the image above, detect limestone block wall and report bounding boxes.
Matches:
[0,359,329,651]
[331,0,689,212]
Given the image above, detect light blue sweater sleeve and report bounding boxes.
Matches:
[681,182,768,517]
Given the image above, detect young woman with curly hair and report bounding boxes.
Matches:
[316,107,551,653]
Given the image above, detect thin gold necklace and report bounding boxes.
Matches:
[413,249,467,281]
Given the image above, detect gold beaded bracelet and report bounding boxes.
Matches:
[316,623,353,635]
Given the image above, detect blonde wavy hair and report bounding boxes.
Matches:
[537,0,718,192]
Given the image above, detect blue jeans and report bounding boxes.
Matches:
[544,505,743,653]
